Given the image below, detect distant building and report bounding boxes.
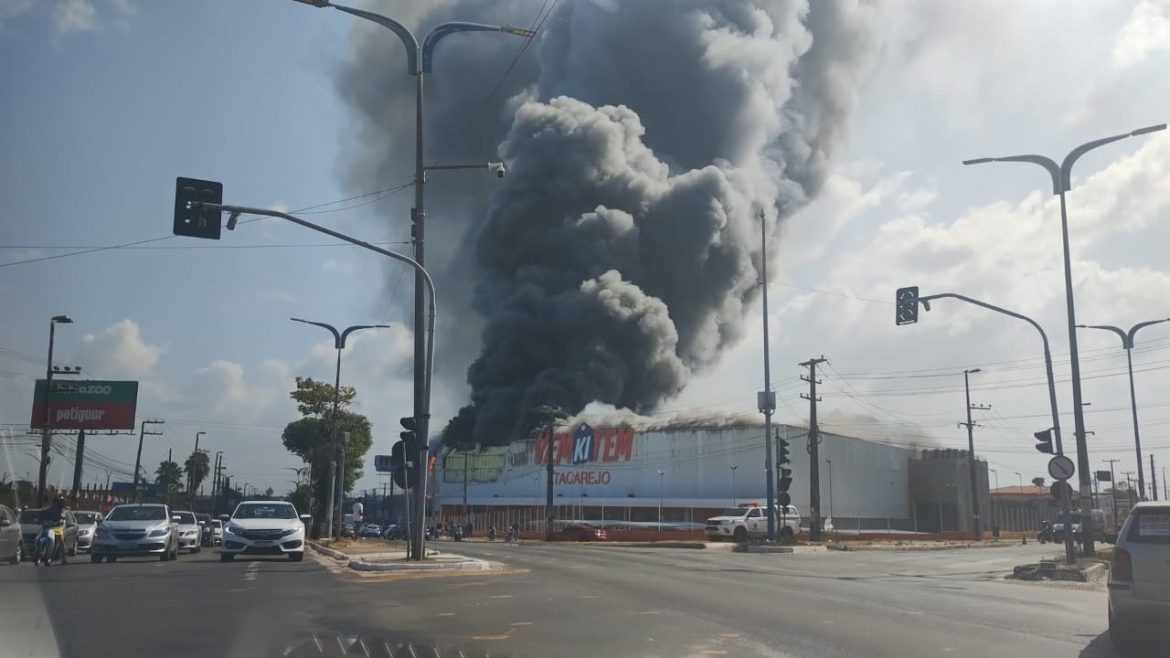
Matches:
[989,485,1079,532]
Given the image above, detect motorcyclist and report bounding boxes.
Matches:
[1037,520,1053,543]
[40,496,68,565]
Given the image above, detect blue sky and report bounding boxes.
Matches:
[3,0,1170,502]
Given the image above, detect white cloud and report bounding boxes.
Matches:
[54,0,97,34]
[75,319,163,380]
[1112,0,1170,70]
[186,360,280,420]
[0,0,34,29]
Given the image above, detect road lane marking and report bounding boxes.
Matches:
[489,594,513,599]
[437,612,456,617]
[470,630,514,641]
[509,622,532,626]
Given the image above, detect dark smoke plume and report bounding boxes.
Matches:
[336,0,875,449]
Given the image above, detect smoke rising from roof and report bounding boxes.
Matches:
[335,0,876,449]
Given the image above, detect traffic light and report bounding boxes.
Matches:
[777,467,793,507]
[389,441,412,490]
[173,177,223,240]
[777,436,790,466]
[400,416,419,454]
[895,286,919,326]
[1033,429,1054,454]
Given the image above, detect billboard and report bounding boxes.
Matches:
[30,380,139,430]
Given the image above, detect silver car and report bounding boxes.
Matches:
[172,510,203,553]
[91,503,179,563]
[72,511,102,553]
[1108,501,1170,648]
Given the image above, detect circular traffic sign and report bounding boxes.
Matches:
[777,493,792,507]
[1048,454,1075,481]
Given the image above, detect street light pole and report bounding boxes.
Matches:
[729,465,738,506]
[826,459,834,522]
[963,122,1167,556]
[1077,318,1170,501]
[37,315,73,505]
[290,0,534,558]
[657,469,664,531]
[291,318,389,538]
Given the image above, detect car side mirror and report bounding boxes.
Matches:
[299,514,312,524]
[95,518,103,525]
[219,514,230,523]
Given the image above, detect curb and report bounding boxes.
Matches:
[826,542,1018,552]
[734,544,828,554]
[348,557,492,572]
[307,541,348,561]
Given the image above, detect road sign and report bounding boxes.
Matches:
[777,492,792,507]
[1047,454,1075,481]
[30,380,138,430]
[373,455,393,473]
[1050,480,1072,501]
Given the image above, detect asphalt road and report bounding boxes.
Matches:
[0,541,1162,658]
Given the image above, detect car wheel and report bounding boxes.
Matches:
[733,526,748,543]
[90,553,102,563]
[289,552,304,562]
[220,552,234,562]
[160,547,170,562]
[780,526,795,543]
[68,541,77,557]
[10,542,21,565]
[1109,606,1135,651]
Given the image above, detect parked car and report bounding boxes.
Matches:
[1109,501,1170,649]
[172,510,203,553]
[210,519,224,545]
[382,524,402,540]
[705,504,802,543]
[19,507,79,557]
[91,503,179,563]
[195,513,213,547]
[0,504,22,564]
[359,523,383,538]
[73,511,103,553]
[220,501,306,562]
[556,524,608,542]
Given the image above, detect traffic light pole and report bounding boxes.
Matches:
[914,291,1075,562]
[200,202,437,561]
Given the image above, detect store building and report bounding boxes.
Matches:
[435,421,984,534]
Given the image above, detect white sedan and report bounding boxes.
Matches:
[220,501,305,562]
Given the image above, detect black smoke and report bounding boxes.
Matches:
[335,0,875,448]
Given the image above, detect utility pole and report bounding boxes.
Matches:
[211,453,225,516]
[70,429,86,501]
[338,431,350,536]
[800,356,827,541]
[1151,454,1159,502]
[37,315,73,505]
[545,423,555,541]
[132,419,165,501]
[959,368,989,540]
[462,450,469,524]
[757,211,777,542]
[1104,458,1120,524]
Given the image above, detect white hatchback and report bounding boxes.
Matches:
[220,501,305,562]
[1108,501,1170,649]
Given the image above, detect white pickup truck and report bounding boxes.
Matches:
[705,503,802,542]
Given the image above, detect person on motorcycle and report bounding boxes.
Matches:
[1037,520,1053,544]
[38,496,68,566]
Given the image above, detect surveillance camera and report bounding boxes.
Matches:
[488,162,507,179]
[921,300,931,312]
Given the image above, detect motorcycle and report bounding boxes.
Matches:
[1037,523,1053,544]
[35,521,64,567]
[488,526,497,541]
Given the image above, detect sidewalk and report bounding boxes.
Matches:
[826,539,1023,552]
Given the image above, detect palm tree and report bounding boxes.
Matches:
[184,450,211,498]
[155,460,183,490]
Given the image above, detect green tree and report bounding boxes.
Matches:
[287,482,312,515]
[281,377,373,523]
[155,459,183,490]
[184,450,211,495]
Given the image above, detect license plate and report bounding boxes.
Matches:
[253,540,273,546]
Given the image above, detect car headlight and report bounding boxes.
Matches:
[78,528,93,537]
[148,528,170,538]
[227,524,245,535]
[279,527,302,538]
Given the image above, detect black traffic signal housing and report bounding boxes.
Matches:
[173,177,223,240]
[389,440,417,490]
[777,467,793,507]
[400,416,419,453]
[895,286,919,326]
[777,437,791,466]
[1034,429,1054,454]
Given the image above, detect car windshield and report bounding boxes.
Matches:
[73,512,98,524]
[212,520,222,528]
[174,512,196,524]
[19,509,43,524]
[1057,514,1082,524]
[234,504,296,520]
[106,506,167,522]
